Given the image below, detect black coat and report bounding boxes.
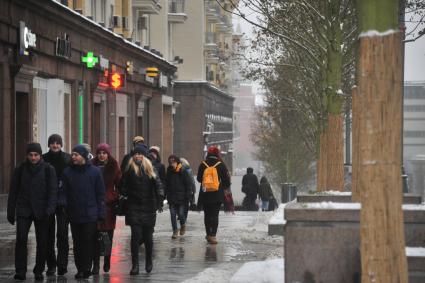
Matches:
[259,181,273,201]
[121,166,164,227]
[42,150,71,205]
[196,156,231,205]
[165,164,193,205]
[7,160,58,221]
[242,173,259,198]
[62,164,106,223]
[152,159,166,184]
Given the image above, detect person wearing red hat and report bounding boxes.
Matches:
[196,146,231,244]
[91,143,122,275]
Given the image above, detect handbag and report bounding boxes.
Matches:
[98,231,112,257]
[112,195,127,216]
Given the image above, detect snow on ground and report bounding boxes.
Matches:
[230,258,284,283]
[181,263,239,283]
[406,247,425,257]
[269,204,286,225]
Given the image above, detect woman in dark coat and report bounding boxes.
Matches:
[259,177,273,211]
[197,146,231,244]
[91,143,121,274]
[120,145,164,275]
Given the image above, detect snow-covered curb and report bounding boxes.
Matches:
[299,202,425,210]
[310,190,351,196]
[406,247,425,257]
[230,258,284,283]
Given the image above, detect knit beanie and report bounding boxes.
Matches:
[133,144,149,157]
[72,144,89,161]
[47,134,63,146]
[132,136,145,145]
[96,143,112,156]
[207,146,220,157]
[149,146,160,156]
[27,142,42,155]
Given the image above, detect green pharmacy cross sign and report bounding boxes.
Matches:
[81,52,98,68]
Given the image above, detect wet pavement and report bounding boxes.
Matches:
[0,209,283,282]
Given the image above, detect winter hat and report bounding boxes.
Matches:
[27,142,42,155]
[132,136,145,145]
[168,154,180,164]
[96,143,111,156]
[149,146,160,156]
[48,134,63,146]
[207,146,220,157]
[72,144,89,161]
[133,144,149,157]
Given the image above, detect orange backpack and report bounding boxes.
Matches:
[202,161,221,192]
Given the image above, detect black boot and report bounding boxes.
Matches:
[130,254,139,275]
[103,255,110,273]
[145,244,153,273]
[92,257,100,275]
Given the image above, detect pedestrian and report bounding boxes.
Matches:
[120,144,164,275]
[166,155,193,239]
[180,157,197,220]
[91,143,121,275]
[42,134,71,276]
[81,143,94,161]
[61,144,106,280]
[148,146,166,183]
[241,167,259,211]
[120,136,145,172]
[196,146,231,244]
[259,176,273,211]
[7,142,58,281]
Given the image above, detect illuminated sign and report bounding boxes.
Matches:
[19,21,37,56]
[108,72,125,89]
[146,67,159,78]
[81,52,99,68]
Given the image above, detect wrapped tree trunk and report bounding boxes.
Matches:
[317,132,328,191]
[357,1,408,282]
[351,86,360,202]
[325,114,344,191]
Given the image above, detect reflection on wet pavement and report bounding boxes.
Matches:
[0,210,282,282]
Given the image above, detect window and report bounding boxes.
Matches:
[404,105,425,112]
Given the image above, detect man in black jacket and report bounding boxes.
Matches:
[7,143,58,281]
[42,134,71,276]
[120,136,145,172]
[242,167,259,211]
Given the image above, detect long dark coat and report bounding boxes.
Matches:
[7,160,58,221]
[120,165,164,227]
[165,164,193,205]
[92,157,121,231]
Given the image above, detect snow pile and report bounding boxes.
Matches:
[406,247,425,257]
[269,204,286,225]
[230,258,284,283]
[304,202,360,210]
[182,265,236,283]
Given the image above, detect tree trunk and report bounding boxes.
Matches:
[325,114,344,191]
[317,132,327,191]
[351,86,360,201]
[357,0,408,279]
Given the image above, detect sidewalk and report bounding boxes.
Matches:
[0,210,283,282]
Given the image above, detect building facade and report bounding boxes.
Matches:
[171,0,239,170]
[0,0,176,196]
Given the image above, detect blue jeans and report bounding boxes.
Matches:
[169,204,186,231]
[261,200,269,211]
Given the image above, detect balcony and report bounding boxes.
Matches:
[205,32,218,51]
[168,0,187,23]
[206,2,220,22]
[133,0,161,14]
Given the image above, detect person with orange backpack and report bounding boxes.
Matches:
[196,146,231,244]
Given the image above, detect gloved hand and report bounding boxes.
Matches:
[7,214,15,225]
